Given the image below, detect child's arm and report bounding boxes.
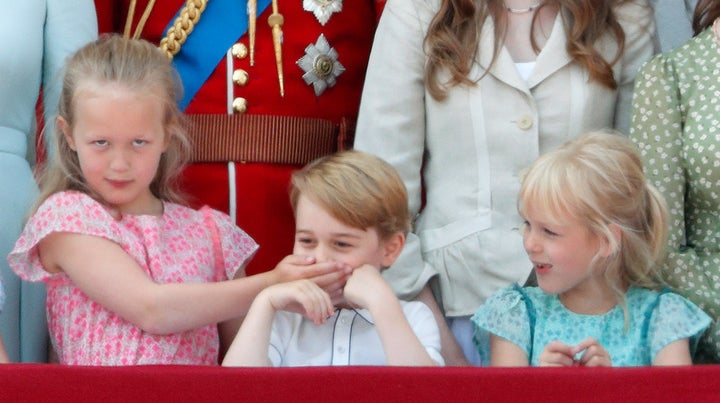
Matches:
[489,334,529,366]
[222,279,334,366]
[343,265,440,366]
[0,334,9,363]
[39,232,347,335]
[218,254,352,354]
[653,338,692,366]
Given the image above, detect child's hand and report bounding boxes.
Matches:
[573,337,611,367]
[268,255,351,286]
[343,265,394,310]
[538,341,578,367]
[262,280,335,325]
[539,338,611,367]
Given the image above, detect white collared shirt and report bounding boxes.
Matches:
[268,301,444,366]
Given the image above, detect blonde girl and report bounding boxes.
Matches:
[472,131,710,366]
[7,35,348,366]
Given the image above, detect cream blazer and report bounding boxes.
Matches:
[355,0,655,316]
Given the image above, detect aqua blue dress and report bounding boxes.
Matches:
[472,286,711,366]
[0,1,96,362]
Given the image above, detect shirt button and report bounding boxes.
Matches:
[517,115,533,130]
[231,43,248,59]
[337,347,345,353]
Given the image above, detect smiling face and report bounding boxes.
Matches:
[521,204,606,299]
[59,82,168,215]
[293,195,401,270]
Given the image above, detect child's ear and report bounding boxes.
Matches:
[599,223,622,258]
[380,232,406,268]
[57,116,76,151]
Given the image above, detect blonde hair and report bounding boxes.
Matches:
[424,0,631,100]
[290,150,410,240]
[518,131,668,317]
[35,34,191,213]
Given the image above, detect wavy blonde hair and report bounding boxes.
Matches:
[290,150,410,240]
[424,0,632,100]
[34,34,191,214]
[518,131,668,324]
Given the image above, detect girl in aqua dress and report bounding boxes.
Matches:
[472,131,710,366]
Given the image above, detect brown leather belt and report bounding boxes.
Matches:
[185,114,353,165]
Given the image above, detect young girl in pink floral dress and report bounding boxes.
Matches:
[7,35,350,366]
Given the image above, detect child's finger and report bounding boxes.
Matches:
[538,341,576,366]
[300,261,351,281]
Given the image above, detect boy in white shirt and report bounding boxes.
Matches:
[222,150,443,366]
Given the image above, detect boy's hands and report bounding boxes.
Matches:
[343,264,394,311]
[260,280,335,325]
[538,337,611,367]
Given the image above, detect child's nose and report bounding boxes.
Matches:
[523,230,541,254]
[110,150,130,171]
[314,244,332,263]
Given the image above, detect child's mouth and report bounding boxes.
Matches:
[534,263,552,274]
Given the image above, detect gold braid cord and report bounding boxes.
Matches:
[159,0,209,59]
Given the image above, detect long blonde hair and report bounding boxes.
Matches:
[35,34,191,213]
[290,150,410,240]
[518,131,668,316]
[424,0,630,100]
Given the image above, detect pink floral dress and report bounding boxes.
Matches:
[8,191,258,365]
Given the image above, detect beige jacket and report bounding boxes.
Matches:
[355,0,655,316]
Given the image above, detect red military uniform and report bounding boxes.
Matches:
[95,1,384,274]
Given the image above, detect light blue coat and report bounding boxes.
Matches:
[0,0,96,362]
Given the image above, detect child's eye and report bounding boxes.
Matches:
[133,139,148,147]
[297,237,315,246]
[334,241,353,249]
[93,140,108,147]
[543,228,559,237]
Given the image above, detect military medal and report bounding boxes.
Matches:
[297,34,345,96]
[303,0,342,26]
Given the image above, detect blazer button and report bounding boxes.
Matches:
[233,69,249,86]
[517,115,533,130]
[232,97,248,113]
[231,43,248,59]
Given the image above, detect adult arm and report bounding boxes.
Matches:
[612,0,656,134]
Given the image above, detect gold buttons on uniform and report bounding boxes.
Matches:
[517,115,533,130]
[231,43,248,59]
[232,69,249,86]
[232,97,248,113]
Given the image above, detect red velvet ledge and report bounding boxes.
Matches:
[1,364,718,402]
